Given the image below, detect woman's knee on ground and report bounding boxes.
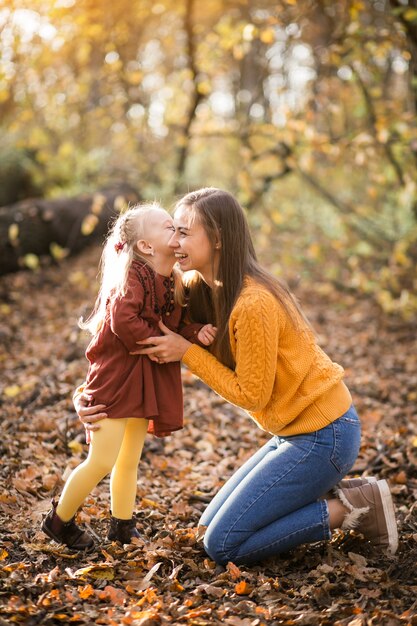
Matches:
[203,522,240,566]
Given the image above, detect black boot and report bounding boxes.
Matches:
[41,500,95,551]
[107,515,140,544]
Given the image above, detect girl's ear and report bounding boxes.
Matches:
[137,239,154,256]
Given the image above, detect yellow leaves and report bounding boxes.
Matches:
[349,0,365,20]
[140,497,165,510]
[403,8,417,22]
[259,28,275,44]
[73,563,115,581]
[4,378,36,399]
[4,385,21,398]
[76,42,92,65]
[270,211,284,225]
[307,243,322,261]
[35,149,51,164]
[197,81,211,95]
[91,193,106,215]
[392,241,412,268]
[28,127,49,149]
[114,195,129,213]
[0,549,8,561]
[81,214,99,236]
[23,253,40,270]
[8,224,19,246]
[58,141,74,158]
[0,89,10,104]
[67,440,84,455]
[50,242,69,261]
[126,70,143,86]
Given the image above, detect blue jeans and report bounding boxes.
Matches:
[200,405,361,565]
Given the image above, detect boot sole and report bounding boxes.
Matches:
[377,479,399,555]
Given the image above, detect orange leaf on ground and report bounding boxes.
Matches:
[235,581,253,595]
[78,584,95,599]
[227,561,242,580]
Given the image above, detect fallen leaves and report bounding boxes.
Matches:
[234,581,253,595]
[0,245,416,625]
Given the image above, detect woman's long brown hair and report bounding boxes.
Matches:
[176,188,306,370]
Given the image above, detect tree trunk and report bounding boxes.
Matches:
[0,185,139,275]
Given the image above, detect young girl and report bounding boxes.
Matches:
[41,203,215,550]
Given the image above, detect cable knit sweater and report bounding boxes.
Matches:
[182,277,352,436]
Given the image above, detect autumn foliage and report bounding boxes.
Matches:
[0,245,416,624]
[0,0,417,315]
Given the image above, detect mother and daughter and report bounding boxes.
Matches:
[42,187,398,563]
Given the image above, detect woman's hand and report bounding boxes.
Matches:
[73,390,107,444]
[130,320,191,363]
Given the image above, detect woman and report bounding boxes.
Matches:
[76,187,398,564]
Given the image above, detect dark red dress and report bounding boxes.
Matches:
[84,260,203,437]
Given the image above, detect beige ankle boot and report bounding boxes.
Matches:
[338,476,377,489]
[336,479,398,555]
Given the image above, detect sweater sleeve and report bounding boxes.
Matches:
[110,271,160,352]
[182,290,280,411]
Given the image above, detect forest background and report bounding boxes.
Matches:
[1,0,417,314]
[1,1,417,625]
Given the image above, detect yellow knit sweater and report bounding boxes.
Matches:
[182,277,352,436]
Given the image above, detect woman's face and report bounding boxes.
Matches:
[169,205,219,283]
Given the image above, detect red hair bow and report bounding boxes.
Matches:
[114,241,126,252]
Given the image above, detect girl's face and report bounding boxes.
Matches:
[169,205,219,284]
[142,209,176,257]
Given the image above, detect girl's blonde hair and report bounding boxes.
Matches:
[80,202,183,334]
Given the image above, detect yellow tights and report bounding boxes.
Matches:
[56,417,148,522]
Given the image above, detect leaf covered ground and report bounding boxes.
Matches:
[0,246,416,626]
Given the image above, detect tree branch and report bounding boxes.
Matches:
[173,0,203,194]
[350,64,405,187]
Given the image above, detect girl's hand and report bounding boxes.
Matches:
[73,391,107,444]
[130,320,191,363]
[197,324,217,346]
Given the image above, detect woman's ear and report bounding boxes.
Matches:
[137,239,154,256]
[215,229,222,249]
